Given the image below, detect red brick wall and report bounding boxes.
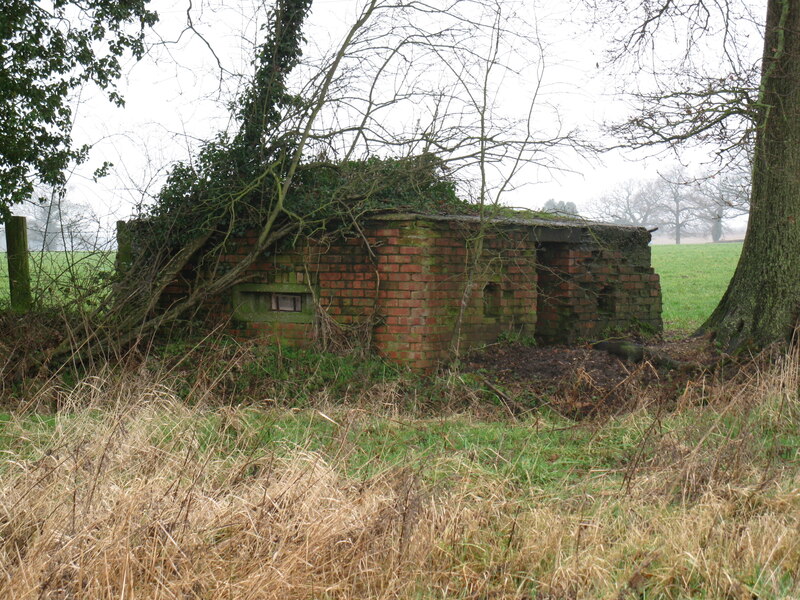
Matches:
[368,219,538,369]
[535,239,661,343]
[156,215,660,370]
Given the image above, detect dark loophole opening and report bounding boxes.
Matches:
[483,282,501,318]
[597,284,616,316]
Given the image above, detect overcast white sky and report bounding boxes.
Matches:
[37,0,764,235]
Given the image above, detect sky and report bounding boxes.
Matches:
[14,0,766,242]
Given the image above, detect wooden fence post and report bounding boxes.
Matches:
[5,215,32,313]
[115,220,132,275]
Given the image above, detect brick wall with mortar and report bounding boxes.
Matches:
[539,226,662,342]
[154,214,661,370]
[368,217,539,369]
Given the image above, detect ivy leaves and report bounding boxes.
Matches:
[0,0,157,221]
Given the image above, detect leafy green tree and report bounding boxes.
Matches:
[0,0,158,222]
[145,0,314,248]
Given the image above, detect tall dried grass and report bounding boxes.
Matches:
[1,352,800,599]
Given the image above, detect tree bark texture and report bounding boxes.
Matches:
[704,0,800,349]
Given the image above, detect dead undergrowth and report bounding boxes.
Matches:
[0,346,799,598]
[465,336,734,418]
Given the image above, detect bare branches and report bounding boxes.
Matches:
[594,0,762,67]
[298,0,585,205]
[606,61,759,167]
[589,165,750,242]
[71,0,595,366]
[586,0,765,169]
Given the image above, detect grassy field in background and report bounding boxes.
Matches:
[0,251,114,306]
[3,240,800,598]
[652,242,742,333]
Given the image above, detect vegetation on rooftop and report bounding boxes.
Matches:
[141,152,467,254]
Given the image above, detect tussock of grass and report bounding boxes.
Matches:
[1,351,800,598]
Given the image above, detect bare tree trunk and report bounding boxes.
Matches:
[703,0,800,349]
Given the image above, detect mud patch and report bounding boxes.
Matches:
[464,337,720,418]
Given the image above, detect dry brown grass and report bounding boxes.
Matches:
[1,353,800,599]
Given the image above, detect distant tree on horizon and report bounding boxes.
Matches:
[541,199,580,217]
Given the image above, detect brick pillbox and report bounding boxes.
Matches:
[147,212,661,371]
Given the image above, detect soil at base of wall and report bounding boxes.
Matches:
[463,337,721,418]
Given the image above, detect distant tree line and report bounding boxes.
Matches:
[0,191,103,252]
[590,167,750,243]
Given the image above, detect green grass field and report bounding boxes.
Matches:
[0,251,114,306]
[3,241,800,599]
[652,242,742,333]
[3,244,742,333]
